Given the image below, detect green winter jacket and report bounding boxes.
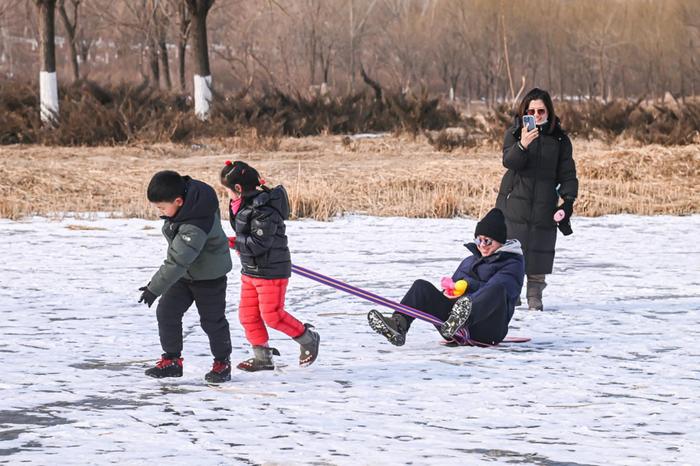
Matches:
[148,178,232,296]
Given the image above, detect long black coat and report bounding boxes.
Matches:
[495,118,578,275]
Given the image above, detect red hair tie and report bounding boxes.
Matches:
[225,160,232,166]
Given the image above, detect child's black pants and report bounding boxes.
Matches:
[155,276,232,360]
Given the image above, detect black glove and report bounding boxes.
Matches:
[554,199,574,236]
[555,199,574,223]
[138,286,157,308]
[557,219,573,236]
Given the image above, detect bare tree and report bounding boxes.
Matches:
[1,0,697,104]
[378,0,436,94]
[0,1,21,77]
[186,0,214,118]
[463,1,502,107]
[680,0,700,98]
[142,0,164,88]
[499,0,514,102]
[171,0,192,91]
[153,1,172,90]
[146,34,160,86]
[291,0,340,93]
[57,0,81,81]
[35,0,59,123]
[300,0,321,86]
[434,2,467,101]
[0,0,20,19]
[347,0,377,93]
[213,4,265,92]
[87,0,154,83]
[579,5,625,102]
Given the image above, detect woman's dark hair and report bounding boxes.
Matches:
[517,87,556,134]
[220,160,261,193]
[147,170,186,202]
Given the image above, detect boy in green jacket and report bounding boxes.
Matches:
[139,170,233,383]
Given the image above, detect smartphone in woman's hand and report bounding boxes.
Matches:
[523,115,536,131]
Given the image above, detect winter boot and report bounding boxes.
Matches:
[236,346,280,372]
[439,296,472,340]
[294,323,320,367]
[367,310,409,346]
[205,358,231,383]
[145,354,183,378]
[526,275,547,311]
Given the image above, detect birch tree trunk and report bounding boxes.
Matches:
[36,0,59,124]
[186,0,214,120]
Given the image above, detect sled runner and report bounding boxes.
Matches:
[440,335,531,347]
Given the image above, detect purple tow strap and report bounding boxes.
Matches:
[291,264,472,345]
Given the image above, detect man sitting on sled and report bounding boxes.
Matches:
[368,208,525,346]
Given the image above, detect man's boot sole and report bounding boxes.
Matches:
[439,298,472,340]
[367,310,405,346]
[205,372,232,383]
[144,370,183,379]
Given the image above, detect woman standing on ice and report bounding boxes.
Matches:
[495,88,578,310]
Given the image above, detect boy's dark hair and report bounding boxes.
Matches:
[220,161,261,193]
[517,87,557,134]
[147,170,186,202]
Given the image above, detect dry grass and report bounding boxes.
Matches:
[65,224,108,231]
[0,135,698,220]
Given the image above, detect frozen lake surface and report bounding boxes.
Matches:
[1,215,699,465]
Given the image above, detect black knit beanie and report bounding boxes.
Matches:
[474,208,507,244]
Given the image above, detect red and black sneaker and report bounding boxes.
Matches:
[205,359,231,383]
[145,355,183,378]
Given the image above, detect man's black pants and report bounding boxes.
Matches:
[397,279,511,344]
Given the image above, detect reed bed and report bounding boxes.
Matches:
[0,135,697,220]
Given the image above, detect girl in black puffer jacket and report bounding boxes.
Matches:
[221,161,320,372]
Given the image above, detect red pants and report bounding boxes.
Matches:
[239,275,305,346]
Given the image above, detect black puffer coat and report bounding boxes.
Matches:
[229,185,292,279]
[495,117,578,275]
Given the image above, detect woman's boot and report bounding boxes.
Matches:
[526,274,547,310]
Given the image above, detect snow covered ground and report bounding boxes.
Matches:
[1,214,699,465]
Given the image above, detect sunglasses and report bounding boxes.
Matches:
[526,108,547,116]
[475,237,494,246]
